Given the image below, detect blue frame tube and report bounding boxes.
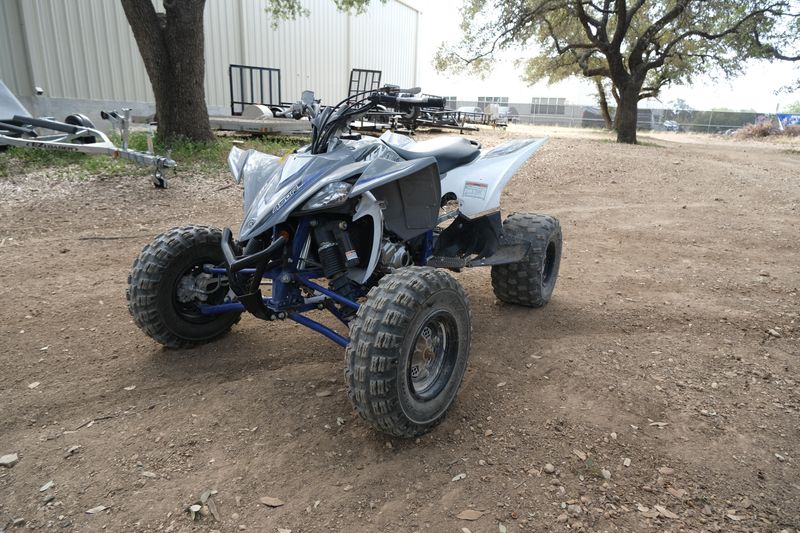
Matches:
[325,302,351,327]
[421,230,434,264]
[288,312,349,348]
[199,216,353,346]
[297,277,360,310]
[204,266,255,275]
[199,301,246,314]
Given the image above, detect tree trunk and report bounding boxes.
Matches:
[594,78,613,130]
[615,83,641,144]
[121,0,214,143]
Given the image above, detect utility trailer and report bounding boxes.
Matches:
[0,81,175,188]
[351,105,481,135]
[404,109,481,133]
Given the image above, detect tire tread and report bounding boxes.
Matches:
[345,267,471,437]
[127,224,239,349]
[491,213,562,307]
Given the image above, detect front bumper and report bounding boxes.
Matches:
[220,228,287,319]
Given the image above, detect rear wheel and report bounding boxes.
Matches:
[491,213,562,307]
[345,267,471,437]
[127,225,240,349]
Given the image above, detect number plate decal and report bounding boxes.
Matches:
[463,181,488,200]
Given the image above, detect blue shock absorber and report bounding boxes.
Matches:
[422,230,434,264]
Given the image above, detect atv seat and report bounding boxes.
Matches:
[383,136,480,174]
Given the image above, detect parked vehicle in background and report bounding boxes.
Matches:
[456,106,482,114]
[456,106,485,124]
[663,120,683,132]
[499,106,518,123]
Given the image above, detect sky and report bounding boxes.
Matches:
[411,0,800,113]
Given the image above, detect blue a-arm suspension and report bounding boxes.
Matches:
[199,268,358,348]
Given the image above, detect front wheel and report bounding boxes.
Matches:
[345,267,472,437]
[491,213,562,307]
[127,225,241,349]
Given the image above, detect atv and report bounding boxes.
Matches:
[127,86,562,437]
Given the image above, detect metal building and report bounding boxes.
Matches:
[0,0,419,121]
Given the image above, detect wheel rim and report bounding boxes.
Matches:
[171,260,229,324]
[542,241,557,285]
[408,311,459,401]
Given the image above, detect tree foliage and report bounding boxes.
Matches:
[264,0,374,25]
[123,0,375,142]
[265,0,313,20]
[437,0,800,143]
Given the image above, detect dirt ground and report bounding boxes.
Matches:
[1,126,798,533]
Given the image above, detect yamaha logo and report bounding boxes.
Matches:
[272,181,303,213]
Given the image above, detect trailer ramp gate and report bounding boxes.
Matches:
[229,65,282,116]
[348,69,382,98]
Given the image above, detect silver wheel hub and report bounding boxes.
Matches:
[177,271,223,304]
[410,322,446,392]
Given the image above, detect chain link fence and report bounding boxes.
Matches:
[454,100,763,133]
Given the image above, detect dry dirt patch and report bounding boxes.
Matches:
[0,128,798,532]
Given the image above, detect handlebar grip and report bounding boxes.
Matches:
[397,87,421,95]
[395,96,426,105]
[375,94,398,105]
[373,93,446,108]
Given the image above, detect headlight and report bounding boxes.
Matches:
[301,182,352,211]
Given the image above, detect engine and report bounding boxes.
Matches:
[379,240,412,271]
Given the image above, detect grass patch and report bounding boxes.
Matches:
[734,122,800,139]
[0,132,308,179]
[126,133,306,171]
[0,144,130,178]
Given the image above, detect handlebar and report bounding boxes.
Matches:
[381,85,420,95]
[304,86,444,154]
[421,96,446,108]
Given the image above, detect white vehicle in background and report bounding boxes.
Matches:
[456,105,485,123]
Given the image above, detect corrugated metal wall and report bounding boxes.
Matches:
[0,0,418,113]
[238,0,351,104]
[15,0,153,102]
[350,0,418,94]
[0,0,32,96]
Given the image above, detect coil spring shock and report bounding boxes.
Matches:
[314,224,358,308]
[318,240,346,278]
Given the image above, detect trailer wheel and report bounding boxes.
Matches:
[345,267,471,437]
[65,114,97,144]
[491,213,562,307]
[127,225,240,349]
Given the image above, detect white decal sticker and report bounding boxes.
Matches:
[463,181,488,200]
